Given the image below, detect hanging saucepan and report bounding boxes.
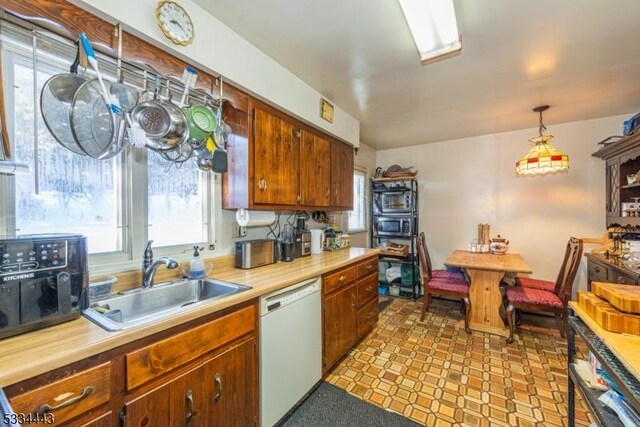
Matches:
[40,40,88,155]
[69,78,126,159]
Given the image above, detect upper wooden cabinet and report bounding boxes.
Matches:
[253,105,300,207]
[593,131,640,227]
[331,140,354,209]
[300,130,331,208]
[223,98,354,211]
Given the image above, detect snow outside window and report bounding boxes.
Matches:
[348,169,367,232]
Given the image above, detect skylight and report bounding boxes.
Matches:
[398,0,462,64]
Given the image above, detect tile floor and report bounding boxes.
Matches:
[325,297,593,427]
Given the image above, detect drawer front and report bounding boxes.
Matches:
[357,297,378,338]
[356,273,378,308]
[357,257,378,279]
[126,304,255,390]
[323,265,357,295]
[611,271,638,286]
[588,262,608,283]
[10,362,111,426]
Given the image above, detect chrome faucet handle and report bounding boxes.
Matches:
[143,240,154,270]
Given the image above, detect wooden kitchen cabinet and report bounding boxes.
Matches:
[79,412,112,427]
[330,139,354,209]
[253,103,299,207]
[8,362,112,427]
[592,131,640,227]
[5,302,258,427]
[205,338,257,427]
[586,253,640,289]
[223,98,354,211]
[125,365,206,427]
[323,282,357,372]
[322,256,378,373]
[300,129,331,208]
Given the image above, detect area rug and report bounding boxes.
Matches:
[281,381,420,427]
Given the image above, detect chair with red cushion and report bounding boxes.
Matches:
[502,237,583,344]
[416,233,471,333]
[418,232,467,282]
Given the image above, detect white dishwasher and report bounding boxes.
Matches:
[260,276,322,427]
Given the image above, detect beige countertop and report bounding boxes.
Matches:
[570,301,640,380]
[0,247,379,387]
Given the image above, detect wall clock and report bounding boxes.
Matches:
[156,1,194,46]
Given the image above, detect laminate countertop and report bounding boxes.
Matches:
[0,247,379,387]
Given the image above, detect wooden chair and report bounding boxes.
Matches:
[417,232,466,282]
[503,237,583,344]
[416,233,471,333]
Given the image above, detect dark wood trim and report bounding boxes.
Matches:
[0,0,247,108]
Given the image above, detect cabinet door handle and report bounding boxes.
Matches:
[214,373,223,402]
[351,292,356,308]
[594,266,601,273]
[338,275,346,282]
[35,386,94,415]
[365,286,372,292]
[618,276,626,284]
[185,389,195,422]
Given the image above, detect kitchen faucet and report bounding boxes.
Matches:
[142,240,178,288]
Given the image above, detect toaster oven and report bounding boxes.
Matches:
[380,190,413,213]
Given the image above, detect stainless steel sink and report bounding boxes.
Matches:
[83,279,251,331]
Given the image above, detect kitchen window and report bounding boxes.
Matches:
[0,22,213,265]
[348,168,367,232]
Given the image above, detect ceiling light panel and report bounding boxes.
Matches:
[398,0,462,64]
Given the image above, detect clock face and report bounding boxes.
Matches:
[156,1,194,46]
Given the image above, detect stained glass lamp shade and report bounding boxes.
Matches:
[515,105,569,176]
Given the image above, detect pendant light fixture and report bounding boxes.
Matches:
[515,105,569,176]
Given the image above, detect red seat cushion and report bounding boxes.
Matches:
[427,278,469,294]
[432,269,466,282]
[516,277,555,292]
[505,286,562,308]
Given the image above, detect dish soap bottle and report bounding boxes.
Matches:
[190,246,205,279]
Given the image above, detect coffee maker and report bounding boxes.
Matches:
[294,213,311,257]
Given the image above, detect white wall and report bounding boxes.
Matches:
[376,114,628,293]
[349,143,377,248]
[70,0,359,147]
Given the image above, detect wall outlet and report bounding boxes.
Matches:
[231,222,248,238]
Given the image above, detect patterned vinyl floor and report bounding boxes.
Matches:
[325,297,593,427]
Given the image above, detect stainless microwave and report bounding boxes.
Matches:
[376,217,412,237]
[380,191,412,213]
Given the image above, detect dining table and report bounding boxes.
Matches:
[444,250,532,337]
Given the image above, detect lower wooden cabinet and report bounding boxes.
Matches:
[6,302,258,427]
[323,282,358,371]
[124,337,256,427]
[322,256,379,373]
[205,338,257,427]
[79,412,112,427]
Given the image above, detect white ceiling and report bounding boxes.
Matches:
[193,0,640,149]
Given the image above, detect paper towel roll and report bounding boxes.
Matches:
[236,209,276,227]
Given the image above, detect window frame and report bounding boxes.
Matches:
[0,33,216,270]
[348,167,368,233]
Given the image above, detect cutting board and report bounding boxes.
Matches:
[592,282,640,314]
[577,291,640,335]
